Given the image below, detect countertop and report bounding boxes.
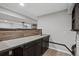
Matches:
[0,35,49,52]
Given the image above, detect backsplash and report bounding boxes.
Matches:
[0,29,42,41]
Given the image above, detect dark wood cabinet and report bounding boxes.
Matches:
[0,35,50,56]
[0,51,9,56]
[12,39,42,56]
[23,45,36,56]
[12,47,23,56]
[34,40,42,56]
[42,36,49,55]
[23,39,42,56]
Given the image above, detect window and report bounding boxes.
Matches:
[23,23,32,29]
[0,22,32,29]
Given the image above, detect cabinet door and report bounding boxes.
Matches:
[12,36,50,56]
[0,51,9,56]
[44,36,49,48]
[23,45,36,56]
[12,40,41,56]
[23,39,42,56]
[42,36,49,54]
[12,47,24,56]
[34,39,42,56]
[42,41,47,54]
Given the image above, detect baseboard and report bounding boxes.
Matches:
[49,46,72,56]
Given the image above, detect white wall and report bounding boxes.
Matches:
[38,10,76,54]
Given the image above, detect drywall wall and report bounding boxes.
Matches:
[37,10,76,54]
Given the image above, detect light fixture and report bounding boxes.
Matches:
[4,20,8,22]
[20,3,24,6]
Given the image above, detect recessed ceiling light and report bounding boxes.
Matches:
[4,20,8,22]
[20,3,24,6]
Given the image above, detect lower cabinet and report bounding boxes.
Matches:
[23,43,42,56]
[12,47,23,56]
[34,40,42,56]
[42,36,49,55]
[0,51,9,56]
[23,45,36,56]
[0,35,50,56]
[23,39,42,56]
[12,39,42,56]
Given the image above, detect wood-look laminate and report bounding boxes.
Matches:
[0,29,42,41]
[43,49,71,56]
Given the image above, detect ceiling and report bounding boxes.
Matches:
[0,3,73,17]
